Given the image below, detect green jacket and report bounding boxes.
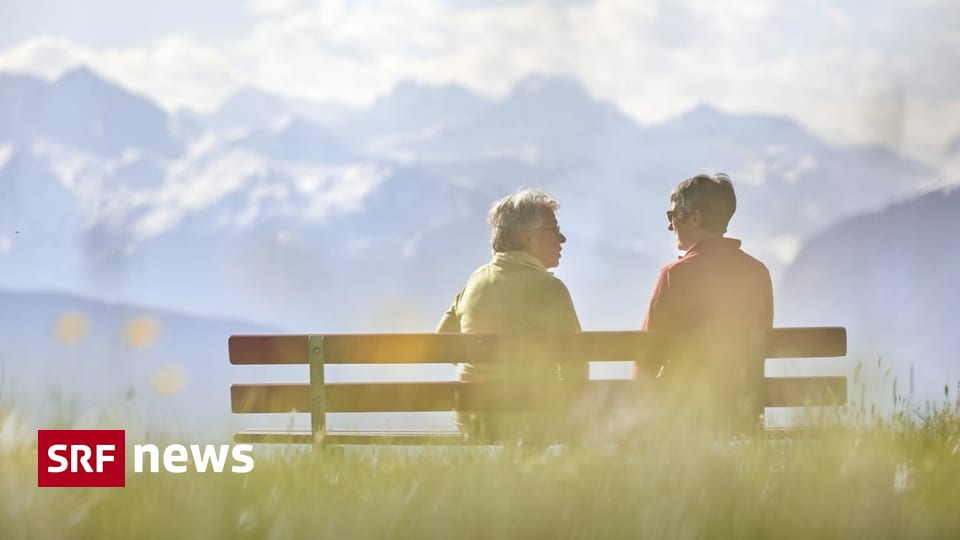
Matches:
[437,251,583,382]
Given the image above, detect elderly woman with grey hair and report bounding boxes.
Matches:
[437,188,584,442]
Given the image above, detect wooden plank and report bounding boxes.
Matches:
[232,383,306,413]
[235,427,838,445]
[229,335,308,365]
[765,376,847,406]
[319,333,654,365]
[225,331,690,365]
[232,376,846,413]
[229,328,845,366]
[235,430,312,444]
[227,332,657,365]
[328,431,464,445]
[232,381,624,413]
[234,430,464,445]
[322,333,486,365]
[232,382,452,413]
[767,327,846,358]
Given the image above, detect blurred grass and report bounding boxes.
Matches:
[3,350,959,539]
[5,311,959,538]
[3,405,959,540]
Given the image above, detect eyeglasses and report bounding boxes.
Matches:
[666,210,685,223]
[530,224,564,241]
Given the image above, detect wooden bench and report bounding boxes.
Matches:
[228,327,847,445]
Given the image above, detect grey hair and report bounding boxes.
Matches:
[488,189,559,252]
[670,173,737,234]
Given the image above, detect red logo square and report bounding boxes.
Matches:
[38,430,126,487]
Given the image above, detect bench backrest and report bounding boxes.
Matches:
[229,328,847,444]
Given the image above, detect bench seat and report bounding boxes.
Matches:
[229,328,847,445]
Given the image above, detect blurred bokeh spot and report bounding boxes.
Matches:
[151,364,186,396]
[55,311,90,345]
[124,315,161,349]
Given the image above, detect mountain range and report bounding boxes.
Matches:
[1,65,957,432]
[1,67,940,330]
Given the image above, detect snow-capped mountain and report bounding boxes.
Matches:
[2,65,959,434]
[0,68,181,158]
[0,66,943,336]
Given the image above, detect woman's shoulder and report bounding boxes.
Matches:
[523,269,572,298]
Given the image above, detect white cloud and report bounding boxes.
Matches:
[233,182,290,227]
[0,144,12,170]
[299,163,390,222]
[778,155,817,185]
[134,149,266,237]
[1,0,958,161]
[765,234,802,265]
[134,205,182,238]
[23,127,388,239]
[93,36,243,112]
[175,151,264,210]
[919,154,960,190]
[248,0,304,17]
[733,160,767,186]
[0,35,87,79]
[732,152,818,188]
[275,230,293,244]
[0,34,242,112]
[30,140,97,189]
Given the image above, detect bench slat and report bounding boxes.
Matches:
[234,427,836,445]
[765,376,846,406]
[229,335,308,365]
[234,430,464,445]
[231,376,846,413]
[231,381,632,413]
[767,327,846,358]
[228,328,846,365]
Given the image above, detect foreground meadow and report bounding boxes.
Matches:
[3,404,959,540]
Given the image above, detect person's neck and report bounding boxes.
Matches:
[694,231,723,244]
[684,231,724,252]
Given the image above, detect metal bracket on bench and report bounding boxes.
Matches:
[308,335,326,446]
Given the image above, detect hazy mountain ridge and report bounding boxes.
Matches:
[0,288,276,436]
[947,133,960,155]
[0,66,946,335]
[0,68,181,158]
[1,64,957,428]
[778,187,960,399]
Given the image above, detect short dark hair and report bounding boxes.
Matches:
[671,173,736,234]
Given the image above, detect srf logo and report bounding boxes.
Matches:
[38,430,126,487]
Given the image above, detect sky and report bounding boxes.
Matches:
[1,0,958,164]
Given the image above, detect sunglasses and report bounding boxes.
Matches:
[666,210,685,223]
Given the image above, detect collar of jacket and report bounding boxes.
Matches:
[681,236,743,259]
[492,251,549,272]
